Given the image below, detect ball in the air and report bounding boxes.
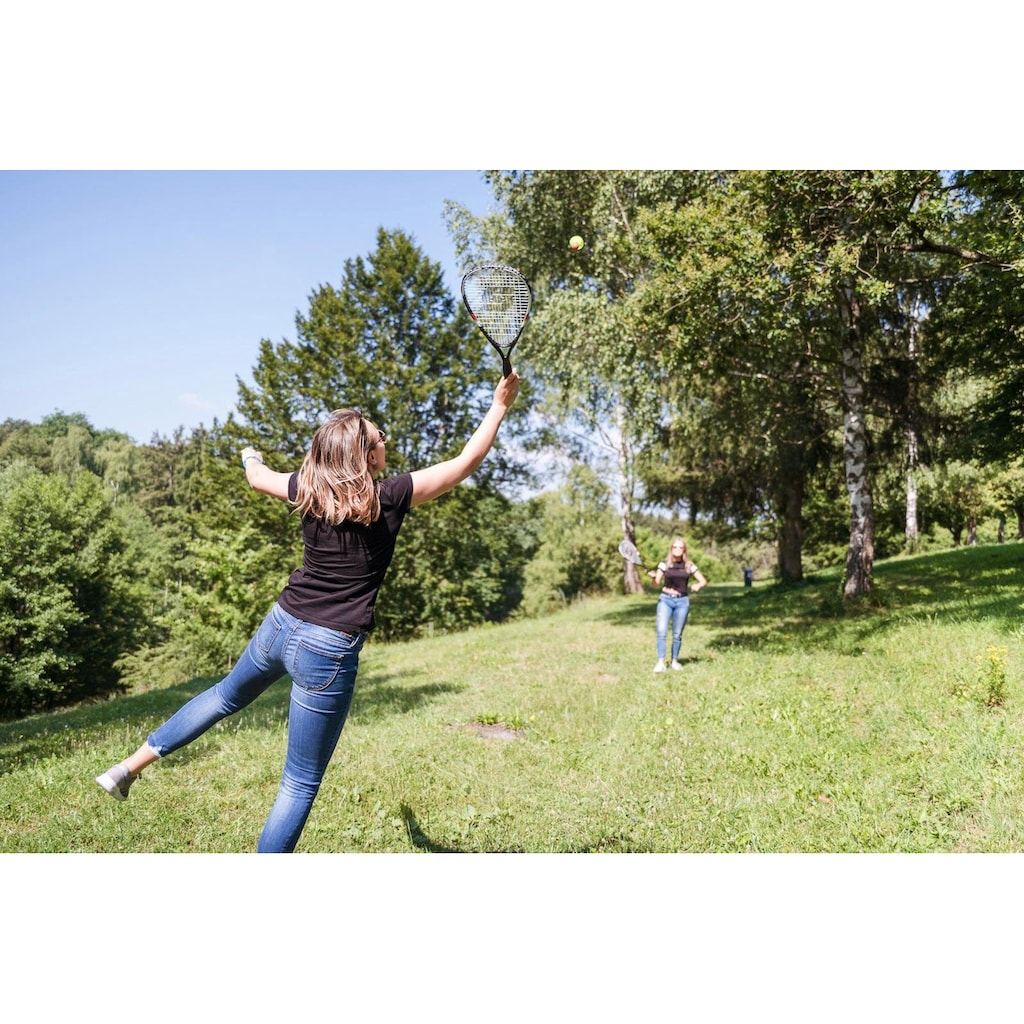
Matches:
[569,235,585,251]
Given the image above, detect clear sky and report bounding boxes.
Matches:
[2,8,1006,446]
[1,170,497,442]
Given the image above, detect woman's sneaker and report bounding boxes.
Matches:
[670,660,683,671]
[95,764,134,801]
[654,660,666,673]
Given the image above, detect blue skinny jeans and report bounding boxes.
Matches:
[655,593,690,663]
[147,602,365,853]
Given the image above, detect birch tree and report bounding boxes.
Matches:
[448,170,713,593]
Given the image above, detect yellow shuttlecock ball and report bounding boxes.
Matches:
[569,235,585,251]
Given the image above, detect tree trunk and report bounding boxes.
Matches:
[905,427,919,552]
[616,401,644,595]
[838,285,874,598]
[777,467,804,583]
[904,297,921,553]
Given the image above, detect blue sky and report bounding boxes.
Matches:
[1,170,497,441]
[1,8,1006,447]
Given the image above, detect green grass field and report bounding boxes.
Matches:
[3,542,1023,853]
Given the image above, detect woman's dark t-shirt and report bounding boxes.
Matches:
[277,472,414,634]
[659,559,698,595]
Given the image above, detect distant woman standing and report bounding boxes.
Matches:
[650,536,706,673]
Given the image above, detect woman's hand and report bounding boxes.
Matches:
[494,370,521,409]
[240,448,293,500]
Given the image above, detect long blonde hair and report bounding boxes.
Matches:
[293,409,382,525]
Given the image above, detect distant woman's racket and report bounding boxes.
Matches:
[461,264,532,377]
[619,539,655,572]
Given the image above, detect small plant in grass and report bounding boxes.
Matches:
[981,645,1009,708]
[475,710,526,730]
[950,644,1010,708]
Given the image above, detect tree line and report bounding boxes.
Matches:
[3,173,1021,718]
[445,170,1024,594]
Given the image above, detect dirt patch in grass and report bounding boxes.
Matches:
[457,722,525,741]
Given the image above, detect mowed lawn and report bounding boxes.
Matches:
[2,543,1024,854]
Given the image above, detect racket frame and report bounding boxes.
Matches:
[460,263,532,377]
[618,539,655,572]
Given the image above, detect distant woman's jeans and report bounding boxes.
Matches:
[147,602,365,853]
[655,593,690,663]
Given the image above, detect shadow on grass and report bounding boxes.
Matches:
[0,676,227,775]
[398,803,641,852]
[399,802,655,852]
[351,667,465,725]
[0,662,467,776]
[400,803,464,852]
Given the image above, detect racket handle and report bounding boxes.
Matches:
[501,355,512,377]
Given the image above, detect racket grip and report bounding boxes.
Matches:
[501,355,512,377]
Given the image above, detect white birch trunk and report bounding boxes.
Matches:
[904,299,920,551]
[615,399,642,594]
[906,427,919,550]
[839,286,874,597]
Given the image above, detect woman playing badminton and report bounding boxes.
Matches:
[96,370,521,852]
[651,536,707,674]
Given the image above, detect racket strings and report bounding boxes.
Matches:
[463,269,531,349]
[618,540,644,565]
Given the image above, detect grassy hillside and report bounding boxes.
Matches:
[2,542,1023,853]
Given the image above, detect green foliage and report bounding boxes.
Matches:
[0,463,147,718]
[928,172,1024,463]
[156,524,285,672]
[450,172,747,601]
[10,173,1024,716]
[462,170,1024,598]
[227,227,523,478]
[376,485,534,640]
[918,460,1000,545]
[980,645,1009,708]
[1,412,138,500]
[519,465,621,617]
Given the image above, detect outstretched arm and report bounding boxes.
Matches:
[240,446,293,500]
[410,372,520,508]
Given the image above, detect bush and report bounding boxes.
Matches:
[0,463,146,718]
